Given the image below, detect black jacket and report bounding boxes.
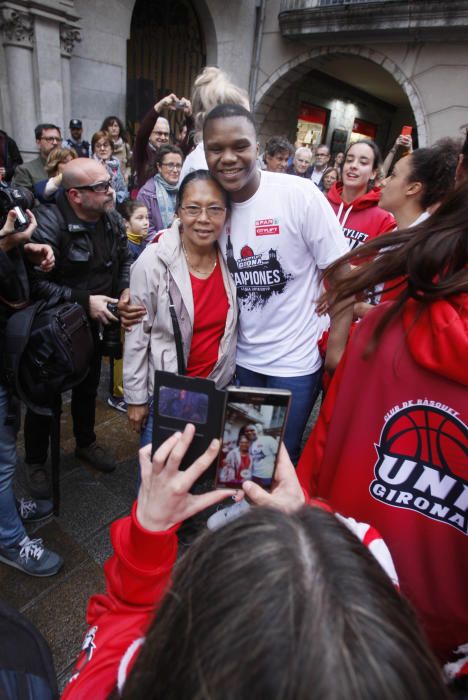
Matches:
[0,129,23,182]
[29,192,132,311]
[0,247,29,357]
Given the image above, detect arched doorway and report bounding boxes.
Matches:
[254,47,426,153]
[127,0,206,135]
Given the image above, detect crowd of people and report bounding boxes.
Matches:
[0,63,466,698]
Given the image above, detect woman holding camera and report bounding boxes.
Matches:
[123,169,237,446]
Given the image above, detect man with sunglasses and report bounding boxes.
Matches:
[22,158,139,495]
[12,123,62,192]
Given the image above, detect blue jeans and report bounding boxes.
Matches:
[235,365,322,464]
[0,384,26,548]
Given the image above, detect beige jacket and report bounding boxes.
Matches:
[123,219,238,405]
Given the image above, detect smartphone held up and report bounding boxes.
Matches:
[152,371,291,493]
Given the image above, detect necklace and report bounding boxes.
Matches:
[181,238,217,275]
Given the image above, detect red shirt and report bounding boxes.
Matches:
[186,260,229,378]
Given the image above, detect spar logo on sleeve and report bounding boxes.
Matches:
[255,218,280,236]
[370,403,468,534]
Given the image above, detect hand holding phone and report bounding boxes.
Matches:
[137,423,236,532]
[242,443,306,513]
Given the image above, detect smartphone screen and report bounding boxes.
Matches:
[215,387,290,491]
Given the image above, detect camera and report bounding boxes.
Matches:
[175,100,185,110]
[0,182,35,230]
[101,302,122,359]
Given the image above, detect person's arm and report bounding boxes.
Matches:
[381,134,413,178]
[133,94,179,187]
[323,262,354,374]
[11,163,34,191]
[123,249,158,428]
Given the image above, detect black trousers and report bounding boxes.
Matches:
[24,339,102,464]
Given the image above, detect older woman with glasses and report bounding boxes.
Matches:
[124,169,237,449]
[136,145,183,244]
[91,130,128,204]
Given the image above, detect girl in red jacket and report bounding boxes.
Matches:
[61,425,449,700]
[327,139,395,250]
[298,180,468,667]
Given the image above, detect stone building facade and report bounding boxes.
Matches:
[1,0,467,159]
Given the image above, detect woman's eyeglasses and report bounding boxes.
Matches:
[181,205,226,219]
[161,162,182,171]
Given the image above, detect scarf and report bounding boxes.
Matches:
[154,173,178,229]
[127,230,144,245]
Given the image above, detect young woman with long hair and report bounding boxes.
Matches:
[298,179,468,665]
[327,139,395,250]
[61,424,449,700]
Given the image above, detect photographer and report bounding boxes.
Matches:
[61,425,448,700]
[0,208,62,576]
[23,158,144,497]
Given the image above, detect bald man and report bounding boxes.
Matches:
[23,158,138,495]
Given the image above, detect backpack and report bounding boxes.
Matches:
[0,600,58,700]
[2,299,93,416]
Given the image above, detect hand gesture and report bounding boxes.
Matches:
[88,294,119,324]
[118,288,146,329]
[136,423,236,531]
[155,93,178,113]
[127,403,149,433]
[23,243,55,271]
[242,444,305,513]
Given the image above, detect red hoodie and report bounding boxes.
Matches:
[327,181,395,249]
[298,294,468,663]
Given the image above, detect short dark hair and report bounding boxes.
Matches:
[264,135,294,160]
[203,103,256,138]
[118,199,147,221]
[176,169,229,210]
[155,144,183,167]
[35,123,61,140]
[345,139,382,170]
[122,506,447,700]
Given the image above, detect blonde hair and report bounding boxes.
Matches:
[45,147,77,176]
[191,66,249,140]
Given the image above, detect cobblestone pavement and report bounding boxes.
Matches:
[2,364,321,690]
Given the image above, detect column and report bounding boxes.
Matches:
[0,8,37,154]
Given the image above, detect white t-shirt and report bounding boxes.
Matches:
[179,142,207,183]
[250,435,278,478]
[218,171,348,376]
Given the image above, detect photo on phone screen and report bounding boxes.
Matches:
[215,388,290,491]
[158,386,208,424]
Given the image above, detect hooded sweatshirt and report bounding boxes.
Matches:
[327,181,395,249]
[297,295,468,663]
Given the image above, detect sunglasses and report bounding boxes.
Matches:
[69,179,113,193]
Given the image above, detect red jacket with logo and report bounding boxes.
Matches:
[297,295,468,662]
[327,181,395,249]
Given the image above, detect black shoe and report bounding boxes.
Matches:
[75,442,116,473]
[16,497,54,522]
[25,463,51,499]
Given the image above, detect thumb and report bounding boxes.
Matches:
[242,480,270,506]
